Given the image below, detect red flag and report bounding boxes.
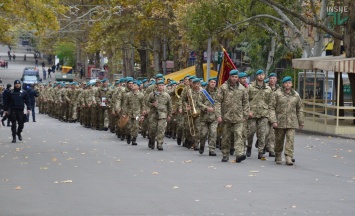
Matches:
[217,48,237,87]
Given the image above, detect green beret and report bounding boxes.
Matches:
[269,73,276,78]
[155,73,164,79]
[238,72,247,78]
[101,78,107,83]
[119,78,126,83]
[184,74,191,79]
[264,78,269,83]
[192,78,200,83]
[208,77,217,82]
[180,78,184,82]
[189,75,196,80]
[201,82,208,87]
[115,80,120,85]
[230,69,239,76]
[256,69,264,76]
[282,76,292,83]
[126,77,133,83]
[156,80,164,85]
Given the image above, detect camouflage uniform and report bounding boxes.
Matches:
[147,91,172,150]
[247,81,272,157]
[265,84,280,155]
[90,84,100,130]
[215,80,249,161]
[122,91,144,144]
[269,87,304,164]
[95,84,110,130]
[199,86,218,154]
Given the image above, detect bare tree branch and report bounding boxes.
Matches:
[259,0,344,40]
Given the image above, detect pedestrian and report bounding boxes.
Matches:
[52,64,56,74]
[24,54,26,61]
[9,54,12,61]
[1,84,12,127]
[0,85,3,119]
[48,67,52,78]
[269,76,304,166]
[35,59,38,67]
[42,68,47,80]
[80,67,84,79]
[42,61,45,69]
[215,69,250,163]
[3,80,31,143]
[12,54,16,61]
[56,62,60,71]
[26,85,39,122]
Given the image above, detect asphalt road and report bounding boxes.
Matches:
[0,59,355,216]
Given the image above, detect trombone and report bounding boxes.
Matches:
[186,88,199,137]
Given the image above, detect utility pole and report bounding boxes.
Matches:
[206,37,212,81]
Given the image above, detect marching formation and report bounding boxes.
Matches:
[35,69,304,165]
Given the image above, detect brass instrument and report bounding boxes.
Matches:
[175,85,185,98]
[186,88,199,137]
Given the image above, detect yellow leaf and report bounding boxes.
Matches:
[225,185,232,188]
[250,170,259,173]
[51,157,57,162]
[152,172,159,175]
[172,186,179,189]
[13,186,22,190]
[60,180,73,183]
[184,160,192,163]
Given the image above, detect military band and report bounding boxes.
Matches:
[35,69,303,165]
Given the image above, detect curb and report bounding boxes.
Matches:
[296,129,355,140]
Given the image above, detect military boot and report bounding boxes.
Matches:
[172,133,176,139]
[167,132,171,138]
[120,135,125,141]
[285,156,294,166]
[236,154,246,163]
[199,144,205,154]
[269,152,275,157]
[221,155,229,162]
[127,135,131,144]
[157,142,163,151]
[12,135,16,143]
[275,153,282,164]
[148,139,155,149]
[230,148,235,156]
[258,153,265,160]
[177,138,182,145]
[142,131,146,138]
[246,147,252,157]
[132,137,137,146]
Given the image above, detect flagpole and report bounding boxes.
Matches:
[206,37,212,81]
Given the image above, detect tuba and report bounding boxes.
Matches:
[175,85,185,98]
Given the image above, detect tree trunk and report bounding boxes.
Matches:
[312,0,328,56]
[106,49,114,81]
[195,47,204,79]
[153,36,161,73]
[95,51,100,68]
[344,0,355,123]
[265,36,276,74]
[138,40,148,77]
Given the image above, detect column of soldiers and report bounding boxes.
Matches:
[36,69,303,166]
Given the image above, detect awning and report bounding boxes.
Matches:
[292,56,355,73]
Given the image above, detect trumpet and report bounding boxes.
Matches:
[186,88,199,137]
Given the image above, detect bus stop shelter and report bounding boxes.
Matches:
[292,56,355,134]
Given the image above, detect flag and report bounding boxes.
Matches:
[217,48,237,87]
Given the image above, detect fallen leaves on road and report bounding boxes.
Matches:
[291,205,297,208]
[249,170,259,173]
[55,180,73,184]
[152,172,159,175]
[172,186,179,189]
[225,185,232,188]
[2,179,10,182]
[51,157,57,162]
[332,155,343,158]
[116,159,121,162]
[348,150,353,153]
[67,157,75,160]
[40,167,48,170]
[13,186,22,190]
[184,160,192,163]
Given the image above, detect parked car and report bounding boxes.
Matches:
[21,67,42,89]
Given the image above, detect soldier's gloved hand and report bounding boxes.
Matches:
[153,101,158,107]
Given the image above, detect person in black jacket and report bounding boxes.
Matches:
[26,85,39,122]
[3,80,31,143]
[1,84,12,127]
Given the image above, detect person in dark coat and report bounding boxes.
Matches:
[26,85,39,122]
[1,84,12,127]
[3,80,31,143]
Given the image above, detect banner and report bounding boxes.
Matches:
[217,48,237,87]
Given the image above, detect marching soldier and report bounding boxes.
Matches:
[146,80,172,150]
[95,79,110,131]
[121,81,145,145]
[199,77,218,156]
[216,70,249,163]
[246,69,273,160]
[269,76,304,165]
[265,73,280,157]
